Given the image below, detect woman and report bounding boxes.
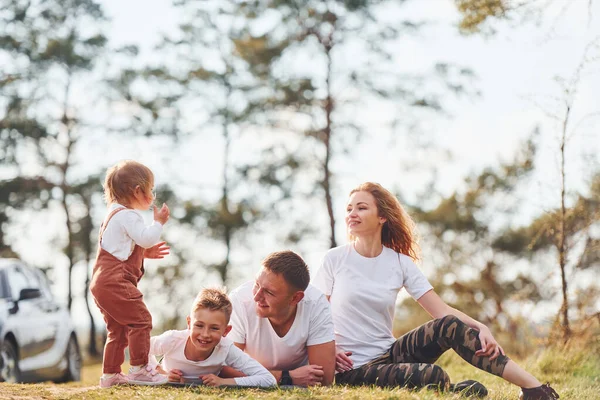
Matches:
[313,182,559,400]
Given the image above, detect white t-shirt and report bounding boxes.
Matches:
[147,330,276,387]
[100,203,163,261]
[313,244,433,368]
[228,281,335,371]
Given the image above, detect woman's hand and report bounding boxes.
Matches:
[335,350,353,373]
[475,325,505,361]
[144,241,170,259]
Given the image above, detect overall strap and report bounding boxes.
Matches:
[98,207,128,243]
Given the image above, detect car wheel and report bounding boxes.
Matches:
[59,335,81,382]
[0,340,20,383]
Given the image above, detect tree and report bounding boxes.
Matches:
[0,0,122,357]
[118,0,308,287]
[455,0,598,35]
[454,0,600,344]
[495,42,600,342]
[407,133,547,351]
[239,0,476,248]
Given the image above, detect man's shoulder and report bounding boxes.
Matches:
[230,280,254,299]
[299,284,330,315]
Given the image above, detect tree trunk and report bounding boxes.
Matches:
[558,105,571,343]
[323,34,336,249]
[61,73,75,311]
[82,195,98,357]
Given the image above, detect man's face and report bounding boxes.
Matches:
[252,267,297,319]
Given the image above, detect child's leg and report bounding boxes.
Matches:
[122,288,152,367]
[390,315,508,376]
[94,284,152,368]
[101,312,128,374]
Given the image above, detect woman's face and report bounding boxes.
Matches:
[346,191,386,237]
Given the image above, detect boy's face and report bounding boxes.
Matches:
[186,308,232,353]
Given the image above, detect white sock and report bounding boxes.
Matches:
[129,365,144,373]
[101,373,116,379]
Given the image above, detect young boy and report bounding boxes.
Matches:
[148,288,276,387]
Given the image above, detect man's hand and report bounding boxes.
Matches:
[201,373,226,387]
[289,365,324,386]
[153,203,170,225]
[335,350,353,373]
[144,241,170,259]
[168,369,184,383]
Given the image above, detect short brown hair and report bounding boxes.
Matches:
[262,250,309,291]
[191,287,233,322]
[103,160,154,205]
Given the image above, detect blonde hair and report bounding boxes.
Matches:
[191,287,233,322]
[103,160,154,205]
[349,182,421,261]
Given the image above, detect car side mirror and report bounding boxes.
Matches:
[19,288,42,301]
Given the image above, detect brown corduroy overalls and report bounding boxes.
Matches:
[90,207,152,374]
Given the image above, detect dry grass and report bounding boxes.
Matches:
[0,346,598,399]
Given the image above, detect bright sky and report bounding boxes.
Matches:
[7,0,600,327]
[96,0,600,252]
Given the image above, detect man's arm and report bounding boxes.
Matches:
[306,340,335,385]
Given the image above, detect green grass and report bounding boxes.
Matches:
[1,348,598,399]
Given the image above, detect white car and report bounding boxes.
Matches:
[0,259,81,383]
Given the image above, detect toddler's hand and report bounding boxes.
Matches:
[154,203,170,225]
[144,241,170,259]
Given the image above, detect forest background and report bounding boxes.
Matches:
[1,0,599,360]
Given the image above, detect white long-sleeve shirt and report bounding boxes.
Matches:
[147,330,276,387]
[100,203,163,261]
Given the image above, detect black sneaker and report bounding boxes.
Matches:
[519,383,560,400]
[450,380,489,398]
[424,379,488,398]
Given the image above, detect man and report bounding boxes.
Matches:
[225,250,336,386]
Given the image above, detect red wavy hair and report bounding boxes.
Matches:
[348,182,421,261]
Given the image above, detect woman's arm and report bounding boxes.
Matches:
[417,290,505,360]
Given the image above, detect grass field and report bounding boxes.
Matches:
[1,346,598,399]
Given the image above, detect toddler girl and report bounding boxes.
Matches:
[90,160,170,388]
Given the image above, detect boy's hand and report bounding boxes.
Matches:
[144,241,170,259]
[201,373,225,387]
[168,369,184,383]
[154,203,170,225]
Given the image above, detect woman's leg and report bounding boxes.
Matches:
[335,359,450,389]
[390,315,509,376]
[392,315,543,388]
[502,361,541,388]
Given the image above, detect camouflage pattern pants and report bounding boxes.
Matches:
[335,315,509,388]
